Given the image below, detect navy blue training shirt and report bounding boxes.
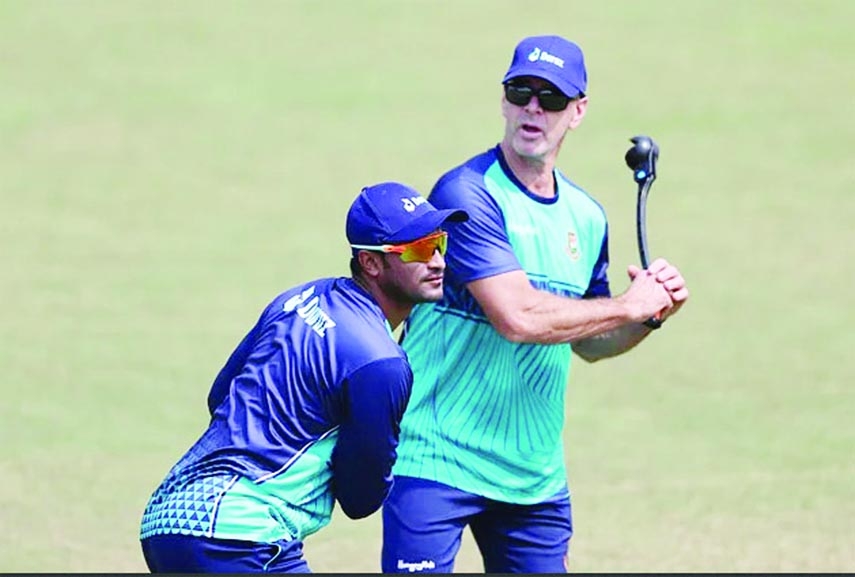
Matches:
[140,276,412,543]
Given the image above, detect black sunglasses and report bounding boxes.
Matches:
[503,82,581,112]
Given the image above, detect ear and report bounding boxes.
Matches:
[357,251,385,279]
[568,96,589,130]
[501,93,512,121]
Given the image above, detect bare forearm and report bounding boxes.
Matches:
[572,322,652,362]
[501,293,638,344]
[469,269,672,346]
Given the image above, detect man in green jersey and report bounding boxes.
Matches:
[381,35,689,573]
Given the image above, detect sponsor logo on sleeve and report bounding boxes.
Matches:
[283,285,337,337]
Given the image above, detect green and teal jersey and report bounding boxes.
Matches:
[394,146,610,504]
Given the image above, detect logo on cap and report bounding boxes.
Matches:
[526,46,565,68]
[401,196,427,213]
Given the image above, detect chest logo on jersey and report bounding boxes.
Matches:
[283,285,337,337]
[565,231,581,261]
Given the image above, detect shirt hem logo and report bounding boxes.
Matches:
[397,559,437,573]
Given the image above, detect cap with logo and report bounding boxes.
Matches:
[346,182,468,246]
[502,35,587,98]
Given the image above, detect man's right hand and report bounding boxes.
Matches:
[619,264,674,323]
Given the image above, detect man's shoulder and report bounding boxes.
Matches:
[555,170,607,217]
[434,146,499,190]
[269,277,391,346]
[299,280,405,375]
[430,146,502,211]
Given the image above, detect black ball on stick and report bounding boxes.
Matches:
[625,134,663,329]
[624,135,658,173]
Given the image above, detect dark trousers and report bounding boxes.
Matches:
[142,533,310,573]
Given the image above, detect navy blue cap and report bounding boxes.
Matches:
[502,35,587,97]
[346,182,468,245]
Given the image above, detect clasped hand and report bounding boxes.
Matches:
[625,258,689,323]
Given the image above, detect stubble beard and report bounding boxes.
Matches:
[379,257,444,305]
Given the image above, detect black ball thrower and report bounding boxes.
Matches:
[625,135,663,329]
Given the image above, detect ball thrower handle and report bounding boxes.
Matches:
[625,136,663,329]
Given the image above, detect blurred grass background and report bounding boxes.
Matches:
[1,0,853,572]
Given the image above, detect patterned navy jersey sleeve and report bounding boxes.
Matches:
[583,225,611,298]
[331,357,413,518]
[429,154,522,287]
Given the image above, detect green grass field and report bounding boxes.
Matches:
[2,0,854,572]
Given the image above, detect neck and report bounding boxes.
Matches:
[499,141,558,199]
[353,276,413,330]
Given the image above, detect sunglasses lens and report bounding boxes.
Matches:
[505,83,571,112]
[505,85,533,107]
[537,90,570,112]
[399,233,447,263]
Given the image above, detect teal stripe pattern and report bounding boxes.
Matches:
[395,159,607,503]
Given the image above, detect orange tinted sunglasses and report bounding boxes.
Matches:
[351,231,448,263]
